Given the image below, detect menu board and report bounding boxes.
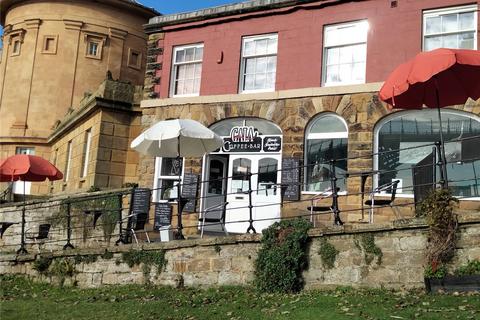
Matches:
[153,202,172,230]
[281,158,301,201]
[181,173,199,212]
[131,188,151,216]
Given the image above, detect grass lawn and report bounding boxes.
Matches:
[1,275,478,320]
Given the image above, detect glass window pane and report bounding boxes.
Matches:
[161,158,183,176]
[267,37,278,54]
[443,34,459,49]
[194,63,202,78]
[326,47,339,65]
[459,12,474,30]
[267,56,277,73]
[425,36,442,51]
[305,138,347,192]
[442,13,459,33]
[266,72,275,89]
[425,16,441,34]
[244,40,254,56]
[184,47,195,61]
[353,44,366,62]
[177,65,186,80]
[194,47,203,60]
[255,39,268,55]
[231,158,251,193]
[338,64,352,83]
[256,57,267,73]
[352,62,366,82]
[255,73,266,89]
[326,65,340,83]
[459,32,475,49]
[194,78,201,93]
[160,180,179,200]
[244,74,254,90]
[309,114,347,134]
[245,58,255,74]
[339,46,353,64]
[377,110,480,196]
[175,80,184,95]
[258,158,278,195]
[175,50,185,63]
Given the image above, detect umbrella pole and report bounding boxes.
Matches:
[176,137,184,240]
[436,97,449,189]
[17,180,28,254]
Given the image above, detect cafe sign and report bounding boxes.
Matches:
[221,126,282,153]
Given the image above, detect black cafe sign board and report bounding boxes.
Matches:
[221,126,282,153]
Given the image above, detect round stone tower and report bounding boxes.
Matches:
[0,0,157,160]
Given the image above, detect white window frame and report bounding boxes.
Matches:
[322,20,368,87]
[303,113,349,195]
[81,129,92,178]
[170,43,204,97]
[153,157,185,202]
[423,5,478,51]
[65,141,73,182]
[239,33,278,94]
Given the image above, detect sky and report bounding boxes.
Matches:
[0,0,242,48]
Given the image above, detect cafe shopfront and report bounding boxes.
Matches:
[200,118,283,234]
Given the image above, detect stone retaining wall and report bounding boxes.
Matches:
[1,218,479,290]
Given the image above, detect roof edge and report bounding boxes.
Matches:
[145,0,332,32]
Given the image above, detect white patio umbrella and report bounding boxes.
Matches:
[131,119,223,157]
[131,119,224,239]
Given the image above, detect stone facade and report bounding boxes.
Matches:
[1,218,479,290]
[0,0,157,195]
[48,80,143,193]
[138,86,480,225]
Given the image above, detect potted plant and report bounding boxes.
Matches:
[425,260,480,293]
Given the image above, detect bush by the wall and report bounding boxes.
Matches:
[254,218,312,293]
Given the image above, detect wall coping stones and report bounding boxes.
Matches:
[141,82,384,108]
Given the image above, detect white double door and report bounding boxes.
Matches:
[225,154,282,234]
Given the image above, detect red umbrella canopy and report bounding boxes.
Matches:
[379,48,480,109]
[0,154,63,182]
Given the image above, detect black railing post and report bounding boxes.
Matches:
[246,172,256,234]
[63,200,74,250]
[176,179,185,240]
[16,206,28,254]
[115,193,126,245]
[330,160,343,226]
[435,141,448,189]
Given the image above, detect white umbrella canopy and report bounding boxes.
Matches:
[131,119,223,157]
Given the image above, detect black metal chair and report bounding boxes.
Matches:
[25,224,51,252]
[198,202,229,238]
[124,212,150,244]
[364,180,400,223]
[306,188,339,227]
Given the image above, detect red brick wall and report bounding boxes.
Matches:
[153,0,479,97]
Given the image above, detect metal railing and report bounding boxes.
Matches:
[0,135,479,254]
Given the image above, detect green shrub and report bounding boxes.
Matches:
[32,256,53,274]
[359,233,383,266]
[318,238,339,269]
[419,189,458,275]
[254,218,312,293]
[121,249,167,276]
[424,263,448,279]
[454,260,480,276]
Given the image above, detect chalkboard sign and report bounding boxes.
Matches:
[281,158,301,201]
[181,174,199,212]
[153,202,172,230]
[131,188,151,216]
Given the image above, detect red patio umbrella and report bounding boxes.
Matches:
[0,154,63,254]
[379,48,480,187]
